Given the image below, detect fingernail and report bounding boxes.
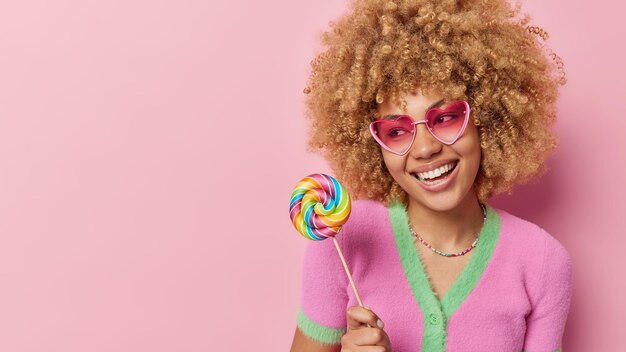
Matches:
[377,319,384,329]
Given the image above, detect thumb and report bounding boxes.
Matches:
[346,306,384,330]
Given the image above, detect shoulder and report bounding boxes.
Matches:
[345,198,389,227]
[492,207,571,260]
[492,207,550,243]
[339,198,391,251]
[491,206,572,296]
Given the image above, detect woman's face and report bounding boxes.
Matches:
[376,89,482,212]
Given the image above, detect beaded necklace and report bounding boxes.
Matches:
[408,203,487,258]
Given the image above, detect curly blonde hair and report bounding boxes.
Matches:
[303,0,566,207]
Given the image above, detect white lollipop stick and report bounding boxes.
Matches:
[331,236,364,307]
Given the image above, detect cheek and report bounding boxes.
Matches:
[382,152,406,174]
[460,125,481,154]
[456,132,482,175]
[468,128,482,165]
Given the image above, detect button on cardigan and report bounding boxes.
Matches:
[296,199,573,351]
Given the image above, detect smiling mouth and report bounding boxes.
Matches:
[410,160,458,185]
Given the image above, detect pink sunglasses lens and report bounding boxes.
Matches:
[371,101,469,154]
[425,101,468,143]
[371,116,415,154]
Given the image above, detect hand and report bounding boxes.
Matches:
[341,306,392,352]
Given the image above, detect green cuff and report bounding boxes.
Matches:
[296,308,346,345]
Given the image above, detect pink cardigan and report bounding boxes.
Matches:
[296,199,573,351]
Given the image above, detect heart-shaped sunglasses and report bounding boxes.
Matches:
[369,100,471,155]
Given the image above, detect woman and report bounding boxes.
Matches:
[290,0,572,351]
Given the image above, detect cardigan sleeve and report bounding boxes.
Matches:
[523,232,573,352]
[296,235,349,345]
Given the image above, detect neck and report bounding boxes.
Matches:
[406,191,485,251]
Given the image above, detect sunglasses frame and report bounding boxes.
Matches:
[369,100,471,156]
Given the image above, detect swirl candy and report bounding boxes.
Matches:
[289,173,352,241]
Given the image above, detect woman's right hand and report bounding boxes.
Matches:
[341,306,392,352]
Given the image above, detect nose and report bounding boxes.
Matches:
[409,123,443,159]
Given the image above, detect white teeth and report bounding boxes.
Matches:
[420,177,448,186]
[416,161,456,180]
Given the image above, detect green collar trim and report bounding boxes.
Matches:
[388,200,501,351]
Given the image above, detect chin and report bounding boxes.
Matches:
[417,196,464,212]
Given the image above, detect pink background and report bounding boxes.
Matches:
[0,0,622,351]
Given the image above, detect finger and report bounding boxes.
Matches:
[345,326,387,346]
[346,306,384,330]
[363,307,385,329]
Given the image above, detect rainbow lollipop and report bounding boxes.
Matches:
[289,173,364,306]
[289,173,351,241]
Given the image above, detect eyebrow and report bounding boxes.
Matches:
[382,99,446,120]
